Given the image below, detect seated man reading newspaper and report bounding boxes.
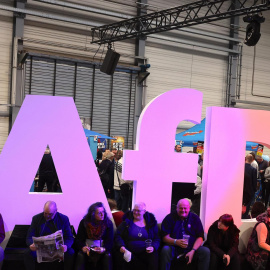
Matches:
[24,201,74,270]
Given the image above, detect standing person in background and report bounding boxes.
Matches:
[0,214,5,270]
[95,150,103,168]
[257,156,268,204]
[174,145,181,152]
[114,151,133,213]
[263,161,270,209]
[243,155,257,218]
[250,152,259,178]
[99,152,115,199]
[38,146,57,192]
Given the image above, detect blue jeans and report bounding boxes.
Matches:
[160,245,210,270]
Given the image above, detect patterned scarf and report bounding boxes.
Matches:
[86,222,106,240]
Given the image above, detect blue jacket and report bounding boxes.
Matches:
[26,212,74,249]
[115,211,160,251]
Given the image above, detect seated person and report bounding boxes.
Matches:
[246,208,270,270]
[75,202,113,270]
[115,202,160,270]
[0,213,5,270]
[205,214,240,270]
[107,199,124,227]
[24,201,75,270]
[160,198,210,270]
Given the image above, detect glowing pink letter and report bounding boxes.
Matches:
[0,95,110,231]
[201,107,270,231]
[123,88,203,222]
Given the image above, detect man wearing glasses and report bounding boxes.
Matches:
[160,198,210,270]
[24,201,74,270]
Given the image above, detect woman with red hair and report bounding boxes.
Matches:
[205,214,240,270]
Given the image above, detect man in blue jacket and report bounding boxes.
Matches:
[24,201,74,270]
[160,198,210,270]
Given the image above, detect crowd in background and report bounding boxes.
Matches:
[95,148,133,214]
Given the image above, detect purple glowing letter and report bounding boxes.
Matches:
[123,88,203,222]
[0,95,109,231]
[201,107,270,231]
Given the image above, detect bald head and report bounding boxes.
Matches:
[177,198,191,219]
[43,201,57,221]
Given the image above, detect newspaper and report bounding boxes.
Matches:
[33,230,64,263]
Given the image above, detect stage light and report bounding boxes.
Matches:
[243,14,265,46]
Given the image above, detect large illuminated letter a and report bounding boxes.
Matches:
[0,95,108,231]
[123,88,203,223]
[202,107,270,231]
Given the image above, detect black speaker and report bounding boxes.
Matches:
[100,49,120,75]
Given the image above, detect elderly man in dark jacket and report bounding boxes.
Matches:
[24,201,74,270]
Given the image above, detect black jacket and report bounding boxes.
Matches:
[205,220,240,258]
[76,218,114,252]
[115,211,160,251]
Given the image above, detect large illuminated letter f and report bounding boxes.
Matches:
[123,88,203,222]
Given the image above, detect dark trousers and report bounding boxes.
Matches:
[265,181,270,208]
[261,180,266,202]
[123,250,158,270]
[160,245,210,270]
[114,190,131,213]
[209,252,240,270]
[24,247,74,270]
[74,251,112,270]
[38,173,55,192]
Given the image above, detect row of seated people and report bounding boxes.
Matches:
[3,199,270,270]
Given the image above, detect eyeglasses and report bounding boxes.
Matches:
[133,209,144,213]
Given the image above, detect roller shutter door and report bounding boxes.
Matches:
[0,9,13,152]
[24,56,136,149]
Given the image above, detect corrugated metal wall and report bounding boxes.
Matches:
[24,56,136,149]
[237,9,270,156]
[0,7,13,152]
[238,10,270,108]
[145,0,231,130]
[23,0,136,65]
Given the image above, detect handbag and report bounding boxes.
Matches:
[116,161,131,196]
[246,222,270,270]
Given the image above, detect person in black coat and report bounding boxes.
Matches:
[75,202,113,270]
[205,214,240,270]
[115,202,160,270]
[99,152,115,199]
